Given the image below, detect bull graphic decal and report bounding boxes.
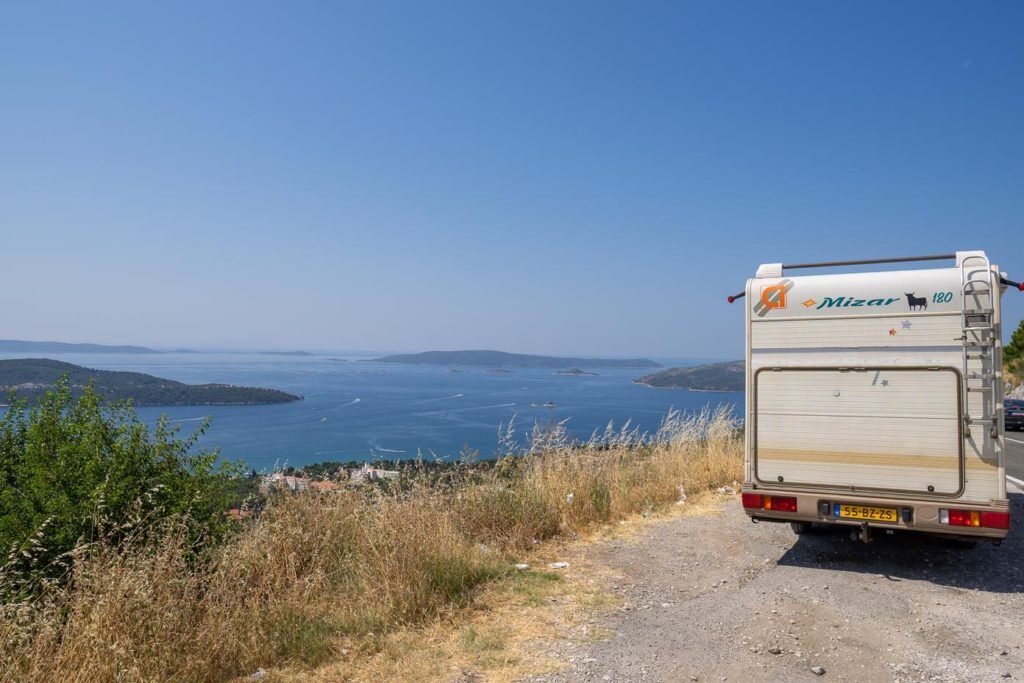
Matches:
[904,292,928,311]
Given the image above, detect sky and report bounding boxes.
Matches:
[1,1,1022,358]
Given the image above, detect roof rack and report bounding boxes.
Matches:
[725,253,1022,303]
[782,254,955,270]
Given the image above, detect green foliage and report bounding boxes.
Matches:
[1006,318,1024,376]
[0,379,242,586]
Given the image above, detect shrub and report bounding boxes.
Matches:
[0,380,241,591]
[1006,318,1024,378]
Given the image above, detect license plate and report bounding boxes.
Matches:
[834,504,898,523]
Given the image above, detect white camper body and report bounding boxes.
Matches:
[740,251,1012,541]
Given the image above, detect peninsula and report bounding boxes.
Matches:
[634,360,744,392]
[372,350,660,369]
[0,358,302,406]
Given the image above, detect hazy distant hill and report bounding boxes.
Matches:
[635,360,744,391]
[0,358,302,406]
[373,350,661,369]
[0,339,160,354]
[0,340,315,356]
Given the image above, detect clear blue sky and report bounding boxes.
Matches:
[2,1,1022,358]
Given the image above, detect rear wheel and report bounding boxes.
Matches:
[790,521,812,535]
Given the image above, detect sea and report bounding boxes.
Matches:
[0,352,743,471]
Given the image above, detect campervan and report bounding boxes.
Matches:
[732,252,1022,542]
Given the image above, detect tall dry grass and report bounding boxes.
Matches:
[0,407,742,682]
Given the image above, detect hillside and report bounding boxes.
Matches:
[0,358,302,405]
[372,350,661,369]
[635,360,744,391]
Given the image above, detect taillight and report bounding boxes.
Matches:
[742,493,797,513]
[939,509,1009,529]
[981,511,1010,529]
[945,509,981,527]
[765,496,798,512]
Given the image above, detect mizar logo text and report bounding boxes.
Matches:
[811,296,900,310]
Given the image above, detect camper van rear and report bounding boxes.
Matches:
[735,252,1018,543]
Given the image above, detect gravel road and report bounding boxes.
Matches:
[528,489,1024,683]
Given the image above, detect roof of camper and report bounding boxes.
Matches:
[745,253,995,320]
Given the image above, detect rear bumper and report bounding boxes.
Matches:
[741,486,1010,540]
[1005,417,1024,431]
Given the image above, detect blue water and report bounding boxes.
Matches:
[0,352,741,471]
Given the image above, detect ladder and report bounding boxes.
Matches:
[960,254,999,439]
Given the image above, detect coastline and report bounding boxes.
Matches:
[631,379,743,393]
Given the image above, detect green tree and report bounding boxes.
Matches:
[0,379,240,585]
[1006,318,1024,376]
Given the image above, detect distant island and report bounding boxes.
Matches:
[0,358,303,406]
[372,350,661,369]
[0,339,160,354]
[171,348,314,356]
[0,340,313,356]
[256,350,315,356]
[634,360,744,392]
[555,368,597,376]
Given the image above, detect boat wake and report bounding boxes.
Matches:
[415,393,465,403]
[414,402,517,417]
[460,402,517,411]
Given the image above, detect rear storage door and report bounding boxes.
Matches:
[754,368,962,495]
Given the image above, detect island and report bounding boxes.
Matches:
[0,339,161,354]
[372,350,661,369]
[0,339,314,356]
[555,368,597,376]
[0,358,303,406]
[634,360,744,392]
[257,350,315,356]
[172,348,313,356]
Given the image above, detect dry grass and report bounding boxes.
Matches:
[0,407,742,682]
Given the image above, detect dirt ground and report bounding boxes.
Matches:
[525,490,1024,683]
